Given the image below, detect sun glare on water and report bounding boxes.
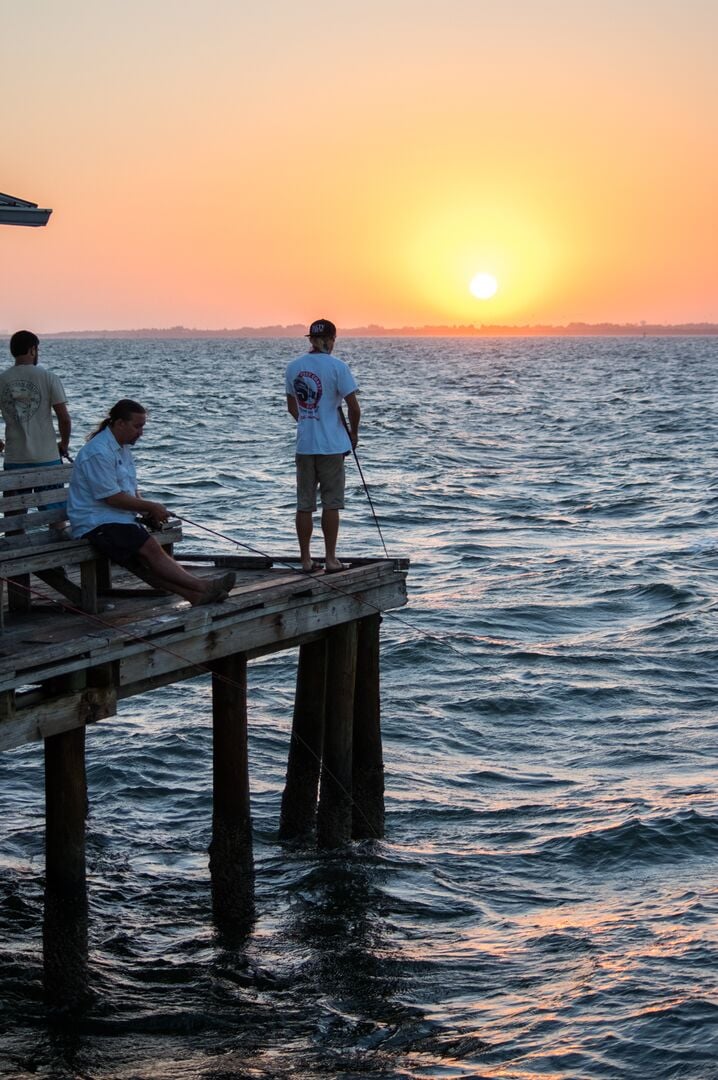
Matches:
[469,272,499,300]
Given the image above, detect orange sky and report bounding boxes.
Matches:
[2,0,717,331]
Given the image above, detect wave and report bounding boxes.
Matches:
[542,810,718,869]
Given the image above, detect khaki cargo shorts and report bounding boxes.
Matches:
[296,453,346,511]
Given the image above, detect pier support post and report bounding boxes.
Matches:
[317,620,358,849]
[43,726,88,1008]
[7,573,31,613]
[209,652,254,927]
[279,638,327,840]
[352,614,384,840]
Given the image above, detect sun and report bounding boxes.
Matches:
[469,272,498,300]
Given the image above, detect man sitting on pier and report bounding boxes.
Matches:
[67,399,235,606]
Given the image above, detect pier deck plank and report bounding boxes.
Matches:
[0,556,408,752]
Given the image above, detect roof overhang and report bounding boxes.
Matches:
[0,192,52,226]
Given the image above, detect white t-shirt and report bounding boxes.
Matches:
[285,352,358,455]
[0,363,67,464]
[67,425,138,537]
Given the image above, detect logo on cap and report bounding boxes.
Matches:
[307,319,337,338]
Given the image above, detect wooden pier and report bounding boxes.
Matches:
[0,541,408,1005]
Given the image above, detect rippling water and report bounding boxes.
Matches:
[1,336,717,1079]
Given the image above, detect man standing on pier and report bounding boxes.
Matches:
[0,330,72,531]
[285,319,361,573]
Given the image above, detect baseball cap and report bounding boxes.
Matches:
[306,319,337,338]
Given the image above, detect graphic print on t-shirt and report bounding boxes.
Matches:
[1,381,41,424]
[293,370,322,415]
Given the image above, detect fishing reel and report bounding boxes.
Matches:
[137,514,181,533]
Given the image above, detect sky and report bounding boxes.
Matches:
[2,0,717,332]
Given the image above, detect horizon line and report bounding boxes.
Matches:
[27,320,718,340]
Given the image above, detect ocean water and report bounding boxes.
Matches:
[0,336,717,1080]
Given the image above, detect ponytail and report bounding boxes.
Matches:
[88,399,145,440]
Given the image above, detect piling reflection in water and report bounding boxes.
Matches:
[283,853,417,1042]
[43,890,89,1012]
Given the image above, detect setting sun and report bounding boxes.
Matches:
[469,273,499,300]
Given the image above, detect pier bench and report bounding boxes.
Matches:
[0,462,181,624]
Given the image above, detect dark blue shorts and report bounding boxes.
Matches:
[85,523,150,566]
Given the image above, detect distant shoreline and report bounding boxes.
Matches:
[37,322,718,340]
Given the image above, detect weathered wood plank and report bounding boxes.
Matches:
[0,570,386,669]
[270,554,411,570]
[0,464,72,491]
[0,528,182,577]
[118,579,405,688]
[116,664,206,699]
[0,507,67,532]
[115,630,331,699]
[36,568,83,607]
[0,686,117,750]
[80,561,98,613]
[0,532,81,556]
[179,553,273,569]
[0,561,399,682]
[0,573,405,696]
[1,488,69,513]
[0,577,404,749]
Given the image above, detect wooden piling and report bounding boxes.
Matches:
[7,573,31,613]
[352,614,385,840]
[44,726,88,900]
[209,652,254,925]
[317,620,358,848]
[43,725,89,1006]
[279,638,327,840]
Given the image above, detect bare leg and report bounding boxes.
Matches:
[296,511,315,572]
[136,537,228,604]
[321,509,343,571]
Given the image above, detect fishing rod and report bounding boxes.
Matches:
[338,408,390,559]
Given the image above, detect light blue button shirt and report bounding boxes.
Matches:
[67,425,138,537]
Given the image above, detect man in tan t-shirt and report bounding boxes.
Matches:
[0,330,72,531]
[0,330,71,465]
